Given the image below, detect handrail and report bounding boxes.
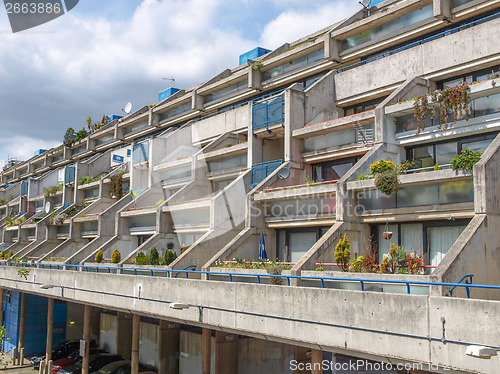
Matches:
[174,265,197,278]
[5,261,499,298]
[448,274,473,298]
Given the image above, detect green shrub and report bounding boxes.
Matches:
[350,256,365,272]
[434,163,442,171]
[44,182,64,198]
[163,250,177,266]
[111,249,121,263]
[134,251,149,265]
[375,169,400,196]
[314,266,324,271]
[0,250,5,259]
[358,173,366,181]
[451,148,482,171]
[149,247,160,265]
[78,176,101,186]
[7,250,13,259]
[396,160,417,173]
[95,250,103,263]
[370,160,394,175]
[334,234,350,272]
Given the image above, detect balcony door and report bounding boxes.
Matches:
[428,226,466,267]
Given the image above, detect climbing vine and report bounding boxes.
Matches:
[413,82,470,135]
[110,172,124,200]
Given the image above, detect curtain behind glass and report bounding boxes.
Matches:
[428,226,465,266]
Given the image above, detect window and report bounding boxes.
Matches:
[276,228,327,262]
[343,97,386,116]
[213,178,233,192]
[262,49,324,82]
[372,220,468,266]
[428,225,466,266]
[340,4,433,52]
[438,65,500,89]
[406,132,498,167]
[312,157,359,182]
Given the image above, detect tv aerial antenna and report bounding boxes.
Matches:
[122,102,133,115]
[360,0,372,16]
[162,77,176,86]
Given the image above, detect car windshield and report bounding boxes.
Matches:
[66,350,80,360]
[53,340,69,349]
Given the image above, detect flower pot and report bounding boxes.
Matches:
[382,231,393,240]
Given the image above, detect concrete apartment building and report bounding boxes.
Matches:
[0,0,499,372]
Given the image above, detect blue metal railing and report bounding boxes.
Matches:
[174,265,197,278]
[252,94,284,133]
[448,274,473,298]
[193,88,287,124]
[6,261,500,299]
[336,10,500,74]
[251,159,283,188]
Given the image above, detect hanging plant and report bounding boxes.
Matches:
[413,82,470,135]
[375,169,400,196]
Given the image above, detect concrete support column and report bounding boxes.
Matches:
[311,350,323,374]
[324,33,341,62]
[18,292,27,353]
[90,308,101,341]
[202,328,211,374]
[215,331,238,374]
[158,321,180,374]
[293,347,309,374]
[433,0,451,20]
[45,298,54,361]
[117,312,133,359]
[82,305,91,374]
[131,315,140,374]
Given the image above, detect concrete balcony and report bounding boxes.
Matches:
[0,265,498,374]
[348,169,475,222]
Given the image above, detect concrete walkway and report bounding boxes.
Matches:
[0,353,32,373]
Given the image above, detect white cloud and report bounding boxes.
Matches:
[0,136,60,167]
[0,0,359,163]
[260,1,358,48]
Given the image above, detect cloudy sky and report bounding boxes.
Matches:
[0,0,362,166]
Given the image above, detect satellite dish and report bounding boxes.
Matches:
[123,102,132,115]
[360,0,371,8]
[277,167,290,180]
[45,202,51,214]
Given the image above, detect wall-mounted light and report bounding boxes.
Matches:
[169,302,190,310]
[466,345,499,359]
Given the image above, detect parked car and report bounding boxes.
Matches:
[58,353,122,374]
[52,348,107,374]
[95,360,157,374]
[31,340,98,370]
